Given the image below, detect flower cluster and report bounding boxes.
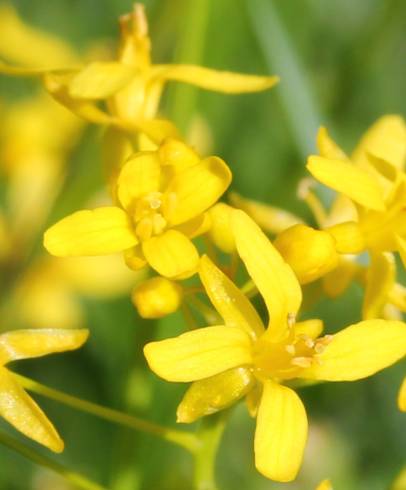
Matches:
[0,3,404,488]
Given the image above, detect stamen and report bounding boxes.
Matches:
[136,218,153,241]
[152,214,167,235]
[314,343,326,354]
[287,312,296,328]
[163,192,177,220]
[285,344,296,355]
[291,356,312,368]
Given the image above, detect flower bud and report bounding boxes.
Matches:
[208,203,235,253]
[132,277,182,318]
[274,224,339,284]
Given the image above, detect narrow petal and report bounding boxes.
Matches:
[173,213,211,239]
[177,367,255,423]
[69,62,137,99]
[294,319,324,340]
[317,126,347,160]
[302,320,406,381]
[398,376,406,412]
[362,253,395,320]
[232,210,302,338]
[307,156,385,211]
[142,230,199,279]
[144,325,252,382]
[199,255,264,339]
[0,329,88,364]
[165,156,231,226]
[351,115,406,170]
[44,207,137,257]
[254,381,308,482]
[396,234,406,268]
[116,152,161,210]
[152,64,279,93]
[0,368,63,452]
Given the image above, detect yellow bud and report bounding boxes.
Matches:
[158,138,199,171]
[177,367,255,423]
[207,203,235,253]
[274,224,339,284]
[132,277,182,318]
[325,221,365,254]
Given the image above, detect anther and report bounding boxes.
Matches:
[285,344,296,355]
[291,356,312,368]
[287,313,296,328]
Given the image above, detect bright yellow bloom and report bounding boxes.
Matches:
[44,139,231,279]
[0,328,88,451]
[144,211,406,482]
[306,116,406,261]
[0,4,278,142]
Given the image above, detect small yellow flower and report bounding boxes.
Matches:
[0,328,88,452]
[144,211,406,482]
[0,4,279,141]
[306,116,406,261]
[44,139,231,279]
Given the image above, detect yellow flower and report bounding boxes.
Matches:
[44,139,231,279]
[306,116,406,261]
[144,211,406,482]
[0,328,88,452]
[0,4,278,141]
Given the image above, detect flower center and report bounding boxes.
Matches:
[252,325,332,381]
[133,192,177,241]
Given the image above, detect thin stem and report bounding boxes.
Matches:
[181,302,199,330]
[193,411,229,490]
[14,373,199,454]
[0,430,106,490]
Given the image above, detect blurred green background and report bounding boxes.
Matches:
[0,0,405,489]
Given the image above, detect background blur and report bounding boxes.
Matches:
[0,0,405,489]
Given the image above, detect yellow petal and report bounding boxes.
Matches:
[351,115,406,170]
[0,329,88,365]
[69,62,137,99]
[142,230,199,279]
[398,376,406,412]
[317,126,347,160]
[0,3,78,69]
[129,119,180,145]
[396,234,406,268]
[0,368,63,452]
[174,212,211,239]
[303,320,406,381]
[177,367,255,423]
[231,210,302,338]
[388,283,406,313]
[158,138,200,171]
[199,255,264,339]
[124,245,147,271]
[132,277,182,319]
[116,152,161,210]
[144,325,252,382]
[294,319,324,340]
[362,253,395,320]
[152,64,279,93]
[229,192,303,235]
[325,221,365,254]
[254,381,307,482]
[322,258,360,298]
[274,225,339,284]
[207,203,235,253]
[165,156,232,225]
[307,156,385,211]
[44,207,137,257]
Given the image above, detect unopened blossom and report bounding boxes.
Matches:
[144,211,406,481]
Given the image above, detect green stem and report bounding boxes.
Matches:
[14,373,199,454]
[187,295,220,325]
[0,430,106,490]
[193,411,228,490]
